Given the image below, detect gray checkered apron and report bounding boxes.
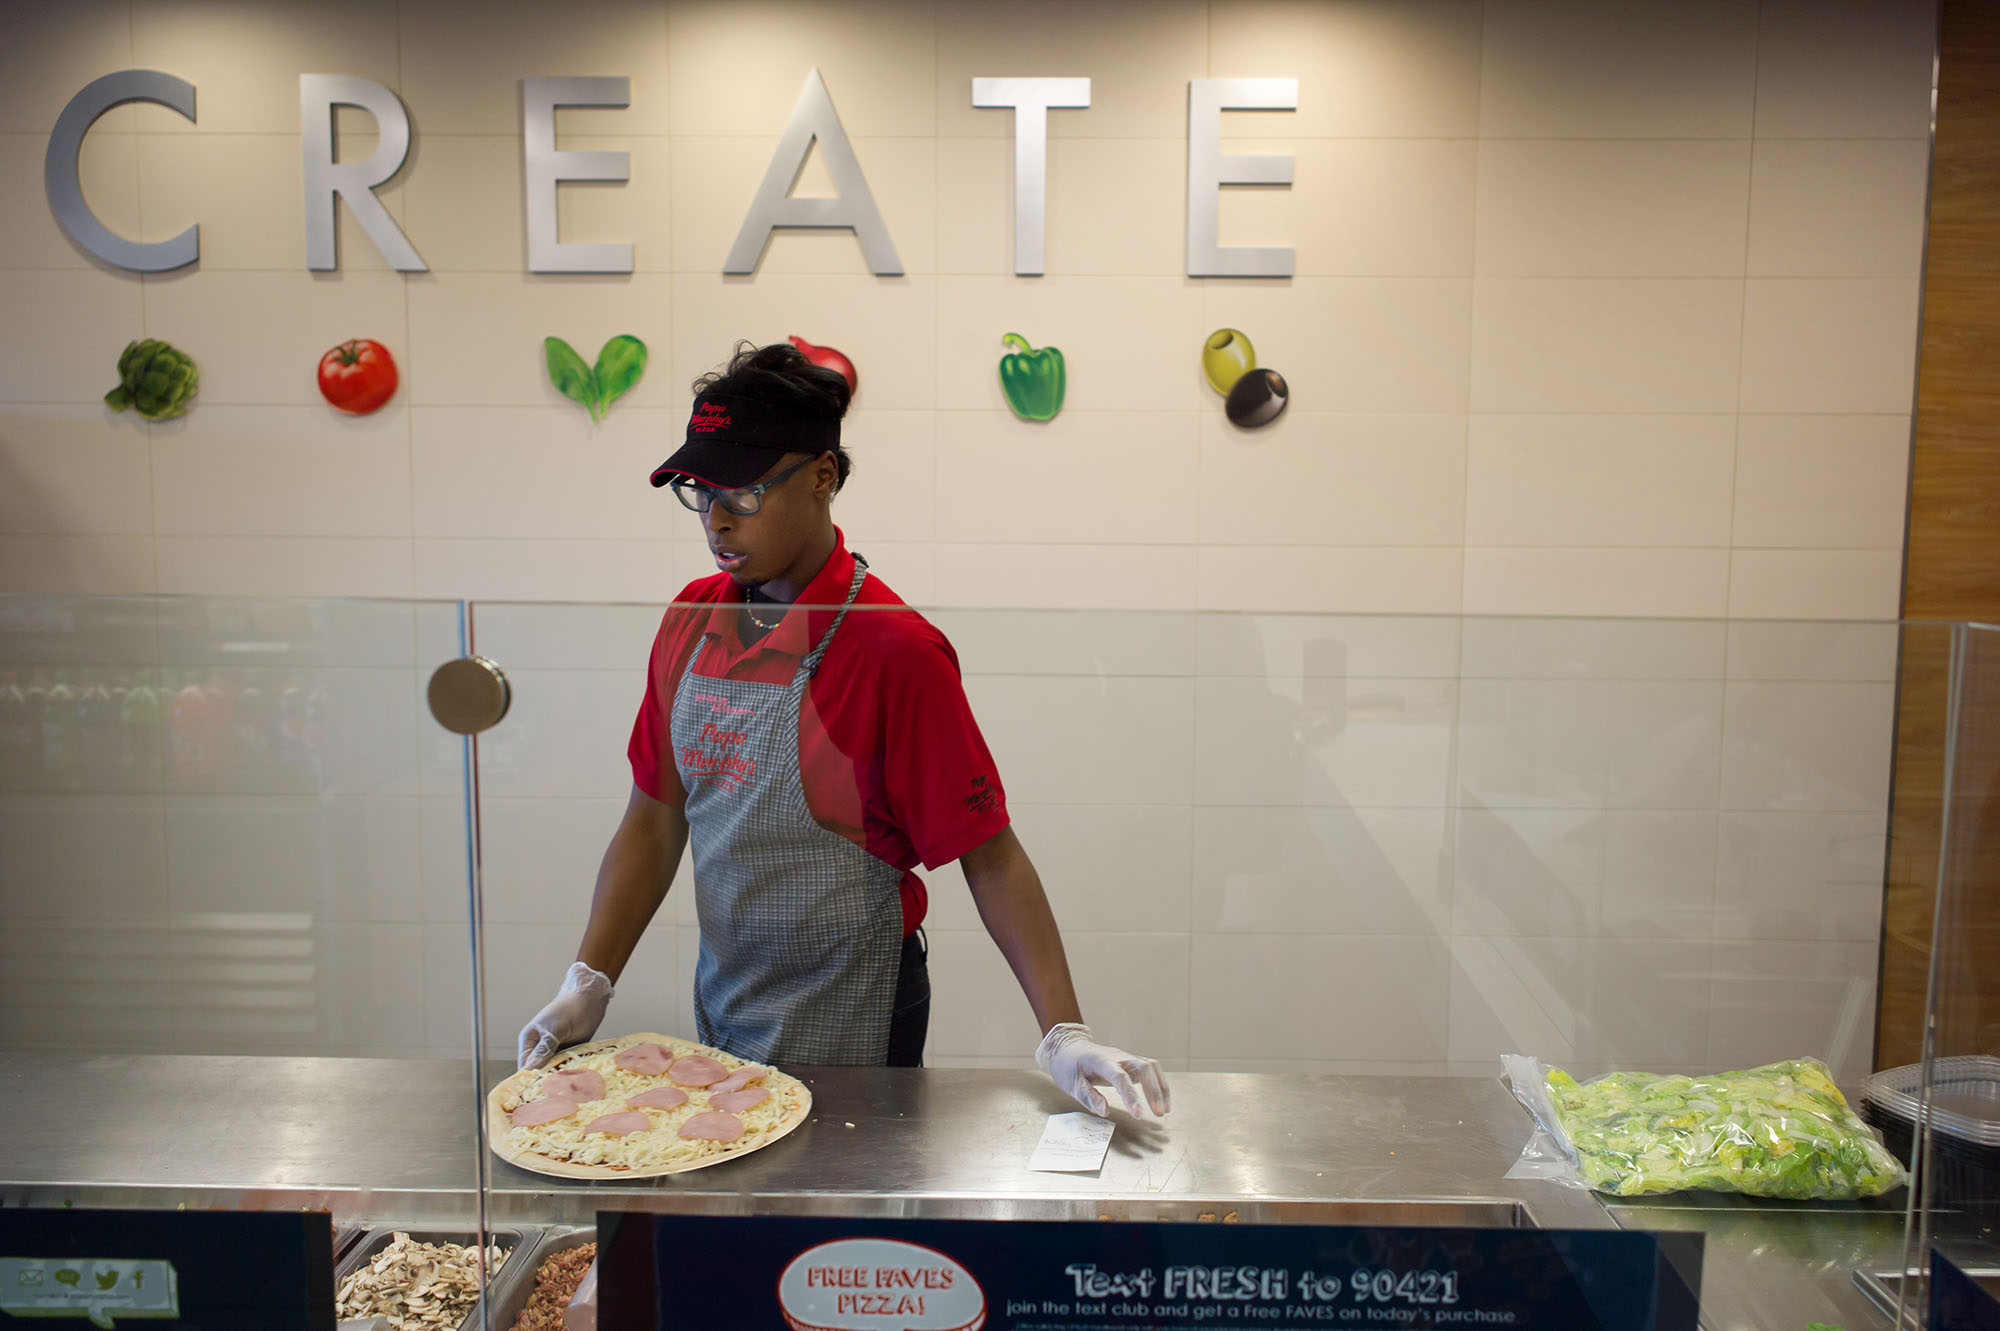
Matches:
[670,559,907,1064]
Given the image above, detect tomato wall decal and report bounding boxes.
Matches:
[788,335,857,394]
[317,339,398,415]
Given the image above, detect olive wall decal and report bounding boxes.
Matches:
[1225,368,1289,428]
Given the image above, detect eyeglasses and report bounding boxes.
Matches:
[669,454,816,517]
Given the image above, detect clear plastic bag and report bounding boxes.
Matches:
[1503,1053,1907,1200]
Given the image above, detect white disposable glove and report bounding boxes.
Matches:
[517,961,614,1070]
[562,1257,598,1331]
[1035,1022,1171,1119]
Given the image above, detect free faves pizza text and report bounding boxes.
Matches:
[805,1262,958,1316]
[778,1239,984,1331]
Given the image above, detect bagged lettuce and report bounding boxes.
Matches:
[1503,1055,1906,1200]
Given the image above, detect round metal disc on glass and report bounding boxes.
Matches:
[428,656,511,735]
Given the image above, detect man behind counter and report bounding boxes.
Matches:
[518,340,1169,1119]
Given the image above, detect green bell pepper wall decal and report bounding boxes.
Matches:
[997,333,1065,421]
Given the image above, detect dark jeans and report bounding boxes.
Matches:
[886,928,929,1067]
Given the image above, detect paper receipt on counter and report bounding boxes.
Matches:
[1030,1112,1116,1172]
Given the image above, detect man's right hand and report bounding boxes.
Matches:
[517,961,615,1069]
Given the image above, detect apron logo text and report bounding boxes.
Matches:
[681,743,758,794]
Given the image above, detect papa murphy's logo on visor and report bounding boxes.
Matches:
[779,1239,984,1331]
[690,400,734,433]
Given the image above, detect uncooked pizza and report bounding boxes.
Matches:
[488,1031,811,1179]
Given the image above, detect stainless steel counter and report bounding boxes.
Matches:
[0,1054,1918,1329]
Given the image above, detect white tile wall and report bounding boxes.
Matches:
[1747,141,1930,277]
[1217,139,1477,277]
[1448,936,1716,1076]
[1,0,1934,621]
[153,405,413,538]
[1714,811,1888,943]
[1197,547,1465,615]
[1738,279,1923,414]
[0,0,1934,1076]
[937,2,1208,140]
[1723,620,1900,683]
[153,536,415,598]
[0,0,141,135]
[411,406,673,541]
[1197,413,1468,548]
[129,0,404,136]
[1728,549,1906,621]
[1191,805,1451,937]
[0,535,155,591]
[938,412,1197,546]
[1193,934,1451,1063]
[0,130,139,270]
[1733,415,1913,549]
[0,794,169,921]
[1203,278,1474,415]
[0,407,155,536]
[1754,0,1938,139]
[1474,141,1752,278]
[138,132,402,273]
[1465,415,1736,549]
[474,666,649,799]
[1197,674,1458,807]
[1459,617,1728,682]
[1477,0,1760,139]
[1462,548,1733,619]
[1709,939,1878,1084]
[674,136,937,276]
[1470,280,1745,414]
[1197,614,1462,682]
[413,539,689,603]
[941,803,1193,935]
[400,0,673,136]
[1721,680,1897,811]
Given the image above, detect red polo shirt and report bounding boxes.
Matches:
[627,530,1008,934]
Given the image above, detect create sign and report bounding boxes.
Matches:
[42,68,1298,280]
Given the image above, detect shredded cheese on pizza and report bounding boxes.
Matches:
[500,1038,799,1171]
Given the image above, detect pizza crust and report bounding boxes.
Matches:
[487,1032,812,1180]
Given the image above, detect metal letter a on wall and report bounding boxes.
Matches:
[724,68,902,276]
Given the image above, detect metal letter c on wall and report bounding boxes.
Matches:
[45,70,199,272]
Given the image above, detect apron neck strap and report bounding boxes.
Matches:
[800,553,868,677]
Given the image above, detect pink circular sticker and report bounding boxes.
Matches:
[778,1238,985,1331]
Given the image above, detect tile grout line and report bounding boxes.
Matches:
[396,0,418,602]
[128,0,162,597]
[1458,0,1487,628]
[931,0,943,602]
[1442,0,1493,980]
[1711,0,1768,989]
[1189,0,1210,1065]
[392,0,435,1025]
[1726,2,1768,628]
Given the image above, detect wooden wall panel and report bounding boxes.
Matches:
[1880,0,2000,1070]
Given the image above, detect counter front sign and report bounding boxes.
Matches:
[0,1210,334,1331]
[598,1213,1702,1331]
[1933,1250,2000,1331]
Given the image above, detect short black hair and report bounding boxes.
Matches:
[692,341,853,489]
